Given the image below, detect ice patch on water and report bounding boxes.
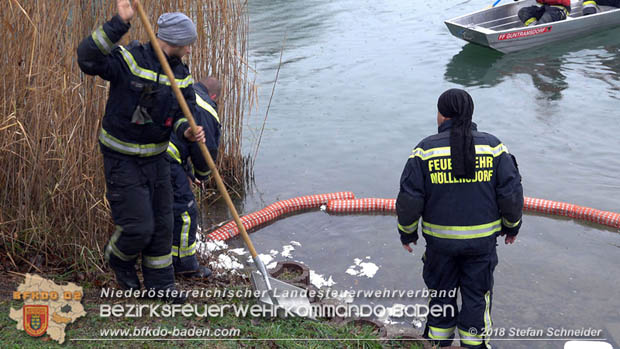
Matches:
[310,270,336,288]
[345,257,379,278]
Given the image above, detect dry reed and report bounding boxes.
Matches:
[0,0,255,274]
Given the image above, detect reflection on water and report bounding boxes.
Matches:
[248,0,339,69]
[445,28,620,101]
[446,44,567,100]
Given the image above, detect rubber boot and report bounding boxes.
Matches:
[423,326,455,347]
[178,265,212,279]
[107,254,141,290]
[582,5,597,15]
[142,264,186,303]
[173,254,211,279]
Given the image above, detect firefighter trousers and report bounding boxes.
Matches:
[169,161,202,274]
[172,204,201,273]
[518,5,567,25]
[422,246,498,348]
[103,153,175,290]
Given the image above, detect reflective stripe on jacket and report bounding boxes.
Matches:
[166,82,221,214]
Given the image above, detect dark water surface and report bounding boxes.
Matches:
[220,1,620,347]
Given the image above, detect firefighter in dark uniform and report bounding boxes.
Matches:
[77,0,205,299]
[518,0,571,26]
[396,89,523,348]
[168,77,222,278]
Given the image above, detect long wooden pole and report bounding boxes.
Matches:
[134,1,258,258]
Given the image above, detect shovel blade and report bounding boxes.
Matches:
[250,271,314,318]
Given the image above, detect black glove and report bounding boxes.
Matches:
[399,231,418,245]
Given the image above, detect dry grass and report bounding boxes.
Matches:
[0,0,255,275]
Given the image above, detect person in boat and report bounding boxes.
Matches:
[582,0,620,15]
[517,0,571,26]
[77,0,205,302]
[396,89,523,348]
[167,76,222,279]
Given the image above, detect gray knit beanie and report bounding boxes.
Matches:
[156,12,197,46]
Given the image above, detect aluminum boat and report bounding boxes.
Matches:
[445,0,620,53]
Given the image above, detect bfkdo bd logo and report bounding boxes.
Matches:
[10,274,86,344]
[24,305,49,337]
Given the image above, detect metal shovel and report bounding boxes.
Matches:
[134,0,312,317]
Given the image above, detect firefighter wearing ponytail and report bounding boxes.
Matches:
[396,89,523,348]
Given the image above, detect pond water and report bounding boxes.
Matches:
[211,1,620,347]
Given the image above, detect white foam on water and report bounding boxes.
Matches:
[281,245,295,258]
[248,253,274,266]
[269,249,279,256]
[213,254,244,270]
[290,241,301,247]
[267,262,278,269]
[309,270,336,288]
[345,267,358,276]
[357,262,379,278]
[205,239,228,252]
[345,257,380,278]
[411,317,423,329]
[228,248,247,255]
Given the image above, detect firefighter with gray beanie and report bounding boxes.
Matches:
[77,0,204,303]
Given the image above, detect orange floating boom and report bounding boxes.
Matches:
[207,194,620,241]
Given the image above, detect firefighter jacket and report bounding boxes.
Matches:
[77,15,193,158]
[166,81,221,214]
[537,0,571,10]
[192,81,222,166]
[396,119,523,255]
